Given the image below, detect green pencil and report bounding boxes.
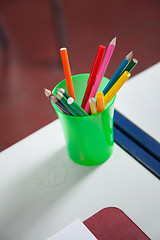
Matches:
[57,88,70,99]
[56,92,79,116]
[67,97,88,116]
[121,58,138,74]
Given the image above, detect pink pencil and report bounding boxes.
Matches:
[84,36,117,114]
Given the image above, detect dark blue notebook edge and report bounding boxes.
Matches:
[114,110,160,162]
[114,110,160,179]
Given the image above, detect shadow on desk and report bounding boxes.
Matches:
[0,146,99,237]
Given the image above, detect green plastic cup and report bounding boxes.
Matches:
[52,74,116,166]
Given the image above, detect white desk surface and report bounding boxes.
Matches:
[0,63,160,240]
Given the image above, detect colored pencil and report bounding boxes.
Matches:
[67,97,88,116]
[57,87,70,99]
[104,71,131,106]
[84,36,117,114]
[96,92,105,113]
[121,58,138,75]
[102,50,133,96]
[60,47,76,100]
[44,88,71,115]
[81,45,106,109]
[56,92,79,116]
[89,97,97,115]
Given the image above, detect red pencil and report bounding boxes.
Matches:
[81,45,106,109]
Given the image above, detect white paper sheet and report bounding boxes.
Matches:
[46,219,97,240]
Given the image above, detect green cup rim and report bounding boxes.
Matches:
[52,73,116,119]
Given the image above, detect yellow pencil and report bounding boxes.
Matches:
[60,47,76,100]
[89,97,97,115]
[96,92,105,113]
[104,71,131,106]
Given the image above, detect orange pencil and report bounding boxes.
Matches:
[60,47,76,100]
[96,92,105,113]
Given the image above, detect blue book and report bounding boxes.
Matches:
[114,110,160,179]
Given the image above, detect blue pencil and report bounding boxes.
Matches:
[102,50,133,95]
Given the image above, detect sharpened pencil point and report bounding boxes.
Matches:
[44,88,52,98]
[56,92,63,100]
[57,87,65,94]
[110,36,117,46]
[126,50,134,61]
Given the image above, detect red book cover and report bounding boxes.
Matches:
[84,207,150,240]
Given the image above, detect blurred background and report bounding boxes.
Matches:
[0,0,159,151]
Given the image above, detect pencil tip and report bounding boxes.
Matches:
[129,50,133,54]
[44,88,52,98]
[56,91,63,99]
[126,50,134,60]
[57,87,65,94]
[57,91,62,96]
[110,36,117,45]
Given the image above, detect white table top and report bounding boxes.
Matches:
[0,63,160,240]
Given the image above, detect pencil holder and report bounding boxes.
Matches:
[52,74,116,166]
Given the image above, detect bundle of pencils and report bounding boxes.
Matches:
[44,88,88,117]
[44,36,138,116]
